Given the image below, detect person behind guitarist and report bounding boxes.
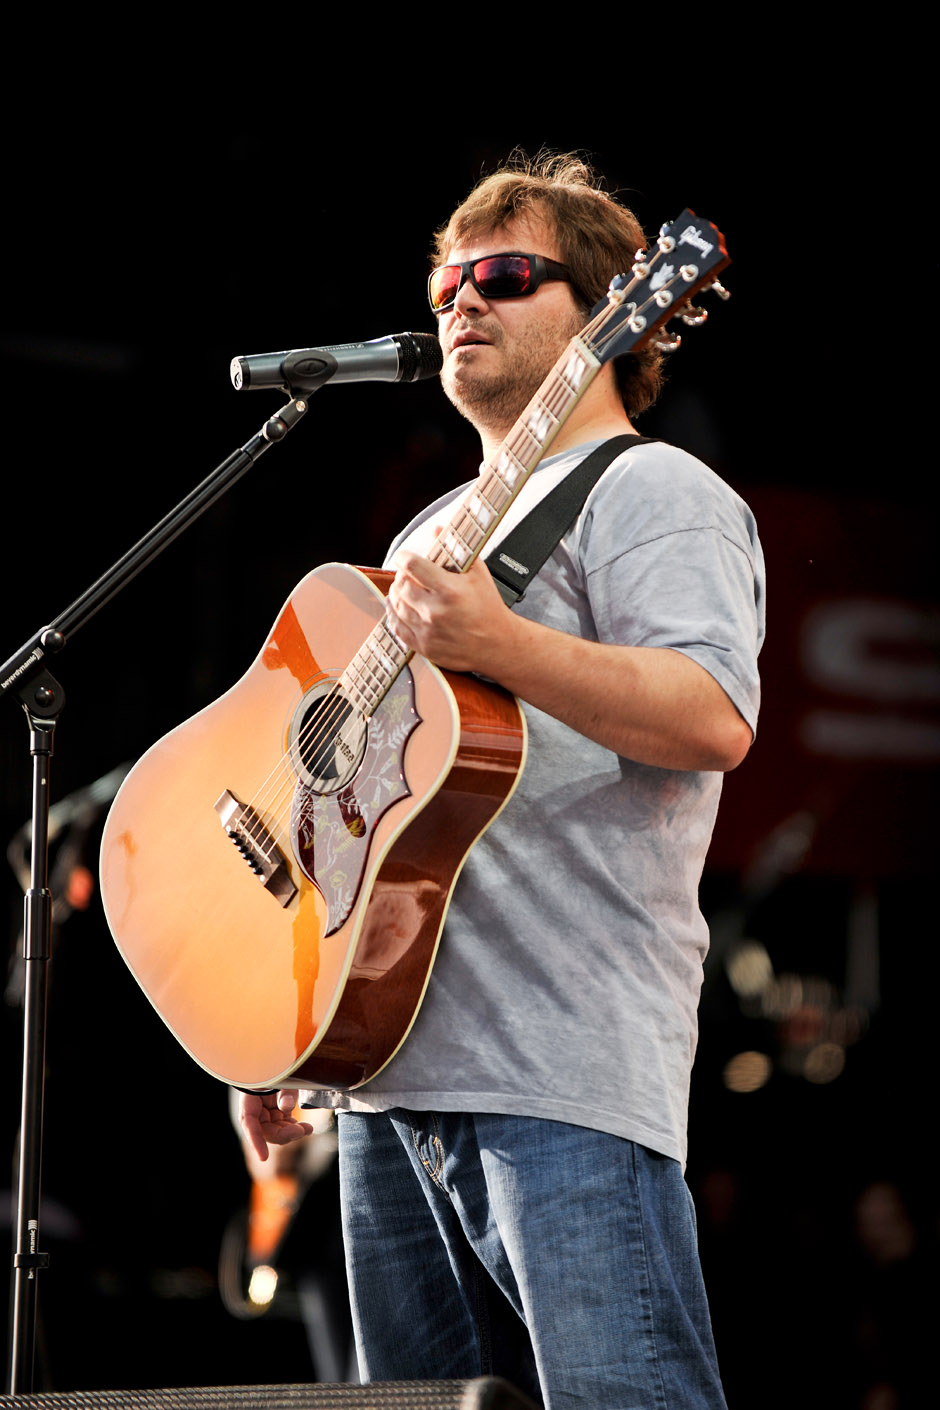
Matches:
[241,152,764,1409]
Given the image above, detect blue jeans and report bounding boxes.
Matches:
[337,1110,727,1410]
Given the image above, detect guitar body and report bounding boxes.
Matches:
[100,562,526,1091]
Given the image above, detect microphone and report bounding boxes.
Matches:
[231,332,442,392]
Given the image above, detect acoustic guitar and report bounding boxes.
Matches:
[99,210,730,1092]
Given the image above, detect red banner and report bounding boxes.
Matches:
[708,488,938,878]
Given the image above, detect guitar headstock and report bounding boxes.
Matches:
[585,209,730,363]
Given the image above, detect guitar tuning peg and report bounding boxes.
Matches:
[680,304,709,328]
[630,248,650,279]
[606,274,628,306]
[707,279,731,301]
[653,331,682,353]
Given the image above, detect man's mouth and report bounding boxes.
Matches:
[451,329,492,351]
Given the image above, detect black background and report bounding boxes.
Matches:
[1,37,934,1410]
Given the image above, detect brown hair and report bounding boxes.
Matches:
[433,151,665,418]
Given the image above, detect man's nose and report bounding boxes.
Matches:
[452,271,488,316]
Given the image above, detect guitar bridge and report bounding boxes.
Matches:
[214,789,297,908]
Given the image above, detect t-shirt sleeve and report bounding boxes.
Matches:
[578,447,765,735]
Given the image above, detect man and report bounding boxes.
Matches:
[242,153,764,1408]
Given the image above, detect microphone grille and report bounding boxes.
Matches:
[397,332,443,382]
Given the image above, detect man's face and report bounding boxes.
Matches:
[436,211,585,437]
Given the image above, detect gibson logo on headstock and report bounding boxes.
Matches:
[677,225,715,258]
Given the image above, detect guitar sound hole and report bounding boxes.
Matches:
[289,678,368,794]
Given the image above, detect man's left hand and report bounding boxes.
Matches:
[386,543,508,675]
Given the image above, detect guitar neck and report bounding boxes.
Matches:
[427,335,602,574]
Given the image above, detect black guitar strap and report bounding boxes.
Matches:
[485,434,659,606]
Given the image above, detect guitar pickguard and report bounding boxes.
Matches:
[290,667,420,935]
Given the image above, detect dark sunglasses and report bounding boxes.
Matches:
[428,252,573,313]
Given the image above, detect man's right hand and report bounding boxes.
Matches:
[238,1089,313,1162]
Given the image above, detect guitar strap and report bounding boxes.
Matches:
[485,434,659,606]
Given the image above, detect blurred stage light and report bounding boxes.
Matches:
[803,1042,846,1084]
[722,1050,772,1093]
[247,1263,278,1307]
[726,939,774,1000]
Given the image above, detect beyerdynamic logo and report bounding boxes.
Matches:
[1,648,43,692]
[678,225,714,258]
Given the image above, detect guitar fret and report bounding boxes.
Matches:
[471,486,499,520]
[493,446,526,490]
[340,623,411,718]
[453,513,486,555]
[465,492,494,534]
[478,473,512,516]
[544,366,582,407]
[519,420,550,455]
[430,536,460,570]
[348,653,378,696]
[547,378,579,412]
[354,654,386,698]
[561,348,590,391]
[484,477,512,507]
[440,524,473,567]
[373,629,408,677]
[542,385,574,415]
[378,620,408,662]
[525,400,558,445]
[458,510,486,546]
[343,676,372,715]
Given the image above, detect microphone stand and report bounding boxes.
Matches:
[2,389,311,1395]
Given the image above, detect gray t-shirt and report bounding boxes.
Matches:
[302,438,765,1167]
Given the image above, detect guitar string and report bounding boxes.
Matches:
[231,259,698,867]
